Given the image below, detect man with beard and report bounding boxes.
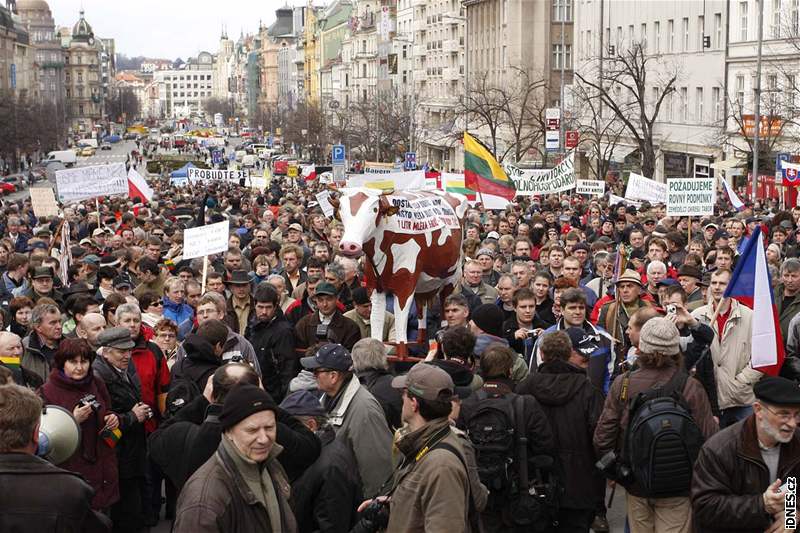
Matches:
[248,283,296,402]
[692,376,800,533]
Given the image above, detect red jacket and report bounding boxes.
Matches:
[40,369,120,510]
[131,330,169,434]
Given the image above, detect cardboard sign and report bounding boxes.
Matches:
[55,163,128,203]
[576,179,606,196]
[666,178,716,216]
[385,192,461,234]
[346,170,425,191]
[250,177,268,190]
[315,190,335,218]
[508,152,575,195]
[609,193,642,208]
[625,173,667,203]
[187,168,248,182]
[30,187,59,218]
[183,220,230,259]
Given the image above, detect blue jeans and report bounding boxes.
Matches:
[720,405,753,428]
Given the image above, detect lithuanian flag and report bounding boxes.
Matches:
[0,356,20,372]
[463,132,516,200]
[102,427,122,449]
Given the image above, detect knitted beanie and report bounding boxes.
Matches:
[470,304,504,337]
[638,317,680,356]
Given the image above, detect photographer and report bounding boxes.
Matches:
[0,384,111,532]
[294,281,361,351]
[40,338,120,511]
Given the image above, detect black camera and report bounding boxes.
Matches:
[78,394,101,411]
[351,499,390,533]
[595,451,632,483]
[315,324,330,341]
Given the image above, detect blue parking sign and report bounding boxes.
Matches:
[405,152,417,170]
[332,145,346,164]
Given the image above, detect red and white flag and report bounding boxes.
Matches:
[128,168,153,203]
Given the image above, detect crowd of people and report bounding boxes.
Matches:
[0,171,800,533]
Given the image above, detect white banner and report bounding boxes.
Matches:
[183,220,230,260]
[30,187,60,218]
[625,172,667,203]
[508,152,575,195]
[385,193,462,234]
[346,170,425,191]
[363,162,395,174]
[55,163,128,203]
[576,179,606,196]
[609,193,642,208]
[666,178,716,216]
[187,168,249,182]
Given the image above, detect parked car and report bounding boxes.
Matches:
[100,142,112,151]
[2,175,26,190]
[45,150,77,167]
[0,182,16,195]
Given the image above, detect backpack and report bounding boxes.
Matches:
[621,369,705,498]
[164,359,203,418]
[464,389,517,498]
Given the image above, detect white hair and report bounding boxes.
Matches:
[647,260,666,275]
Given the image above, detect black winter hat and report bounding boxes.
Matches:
[470,304,504,337]
[219,385,277,431]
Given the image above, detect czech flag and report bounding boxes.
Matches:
[723,226,784,375]
[720,177,745,212]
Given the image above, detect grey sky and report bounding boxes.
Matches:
[48,0,305,61]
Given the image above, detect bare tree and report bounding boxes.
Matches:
[202,97,235,121]
[576,41,677,178]
[460,71,510,159]
[105,88,141,125]
[502,67,548,163]
[571,82,626,181]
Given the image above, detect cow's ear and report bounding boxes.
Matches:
[384,205,399,217]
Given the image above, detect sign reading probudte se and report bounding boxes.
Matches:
[666,178,716,216]
[187,168,248,182]
[183,220,230,260]
[55,163,128,203]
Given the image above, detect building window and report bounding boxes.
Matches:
[668,19,674,52]
[697,16,705,50]
[715,13,723,48]
[666,92,673,121]
[552,44,572,69]
[695,87,704,122]
[736,74,745,108]
[773,0,782,38]
[641,23,647,46]
[628,24,634,44]
[713,87,722,121]
[682,17,689,51]
[740,1,749,41]
[654,21,661,52]
[793,0,800,34]
[681,87,688,121]
[617,26,623,51]
[768,74,778,110]
[787,74,797,114]
[652,86,660,113]
[552,0,572,22]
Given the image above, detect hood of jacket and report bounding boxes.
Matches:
[183,333,220,365]
[528,358,590,406]
[474,333,509,356]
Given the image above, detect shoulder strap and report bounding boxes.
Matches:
[619,370,632,403]
[513,394,528,496]
[433,440,477,531]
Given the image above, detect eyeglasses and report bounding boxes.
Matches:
[150,302,164,308]
[762,403,800,423]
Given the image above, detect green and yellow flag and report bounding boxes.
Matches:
[0,356,20,373]
[463,132,516,200]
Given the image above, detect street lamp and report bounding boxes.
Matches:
[301,128,308,160]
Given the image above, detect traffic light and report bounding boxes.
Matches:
[703,35,711,48]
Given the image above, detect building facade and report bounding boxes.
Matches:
[15,0,63,107]
[155,51,215,118]
[63,10,103,133]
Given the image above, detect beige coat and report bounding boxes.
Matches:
[692,300,760,410]
[343,309,396,344]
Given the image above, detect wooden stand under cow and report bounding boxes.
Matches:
[330,187,468,358]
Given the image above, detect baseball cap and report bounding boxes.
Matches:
[392,363,455,401]
[288,223,303,232]
[300,343,353,371]
[564,327,600,359]
[314,282,337,297]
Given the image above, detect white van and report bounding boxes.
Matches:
[45,150,77,167]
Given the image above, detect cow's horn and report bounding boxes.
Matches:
[380,188,395,196]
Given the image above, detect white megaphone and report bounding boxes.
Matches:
[36,405,81,465]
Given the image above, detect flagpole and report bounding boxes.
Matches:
[95,197,101,230]
[201,256,209,294]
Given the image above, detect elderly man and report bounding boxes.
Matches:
[775,258,800,344]
[644,260,668,304]
[324,261,353,310]
[21,302,62,383]
[0,331,41,388]
[455,260,498,309]
[173,385,297,532]
[352,337,403,430]
[692,376,800,533]
[597,270,654,367]
[0,384,111,532]
[301,343,393,498]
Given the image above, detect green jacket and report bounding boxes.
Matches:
[774,283,800,344]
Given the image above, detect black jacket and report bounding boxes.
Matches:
[681,322,720,416]
[149,395,322,489]
[357,369,402,430]
[170,333,220,392]
[516,359,606,510]
[291,425,363,533]
[92,355,147,480]
[0,453,111,533]
[248,307,297,402]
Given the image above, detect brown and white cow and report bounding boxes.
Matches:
[333,187,468,348]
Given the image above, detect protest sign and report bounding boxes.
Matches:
[55,163,128,203]
[183,220,230,260]
[250,177,268,190]
[576,179,606,196]
[187,168,248,182]
[346,170,425,191]
[507,152,575,195]
[364,162,395,174]
[384,193,462,234]
[609,193,642,208]
[315,190,335,218]
[30,187,59,218]
[666,178,716,216]
[625,173,667,203]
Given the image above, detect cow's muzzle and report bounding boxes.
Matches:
[339,241,362,256]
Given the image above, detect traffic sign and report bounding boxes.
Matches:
[332,144,346,164]
[404,152,417,170]
[287,165,298,178]
[212,150,223,165]
[333,163,346,184]
[545,108,560,130]
[565,131,579,149]
[545,131,560,152]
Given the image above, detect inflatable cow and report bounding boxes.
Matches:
[332,188,468,350]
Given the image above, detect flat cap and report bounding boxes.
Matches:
[98,327,135,350]
[754,376,800,406]
[279,390,326,417]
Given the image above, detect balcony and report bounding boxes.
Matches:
[413,19,428,33]
[355,51,376,59]
[442,39,459,54]
[443,67,461,81]
[411,0,426,6]
[413,44,426,56]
